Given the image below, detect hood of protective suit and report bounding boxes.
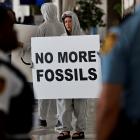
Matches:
[62,11,81,35]
[41,3,57,21]
[37,3,66,37]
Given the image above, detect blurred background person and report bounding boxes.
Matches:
[0,5,34,140]
[96,5,140,140]
[36,2,66,129]
[57,11,87,140]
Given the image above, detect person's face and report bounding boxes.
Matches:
[64,17,72,33]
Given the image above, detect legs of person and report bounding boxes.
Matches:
[47,99,58,128]
[38,99,49,120]
[57,99,73,139]
[38,99,50,127]
[56,99,63,127]
[60,99,73,131]
[74,99,87,131]
[72,99,87,139]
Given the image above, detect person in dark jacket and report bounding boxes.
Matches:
[0,6,34,140]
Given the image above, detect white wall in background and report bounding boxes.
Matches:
[124,0,134,10]
[13,0,30,22]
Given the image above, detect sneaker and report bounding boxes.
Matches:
[55,120,62,127]
[39,119,47,127]
[55,120,62,132]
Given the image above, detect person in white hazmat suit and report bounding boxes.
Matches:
[36,2,66,128]
[57,11,87,140]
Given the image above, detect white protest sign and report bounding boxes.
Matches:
[12,24,38,82]
[31,35,101,99]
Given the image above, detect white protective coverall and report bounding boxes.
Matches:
[37,3,66,128]
[57,11,87,132]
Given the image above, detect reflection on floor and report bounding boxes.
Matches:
[31,99,98,140]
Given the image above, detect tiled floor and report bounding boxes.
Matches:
[31,99,98,140]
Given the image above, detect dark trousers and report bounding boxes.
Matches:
[109,111,140,140]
